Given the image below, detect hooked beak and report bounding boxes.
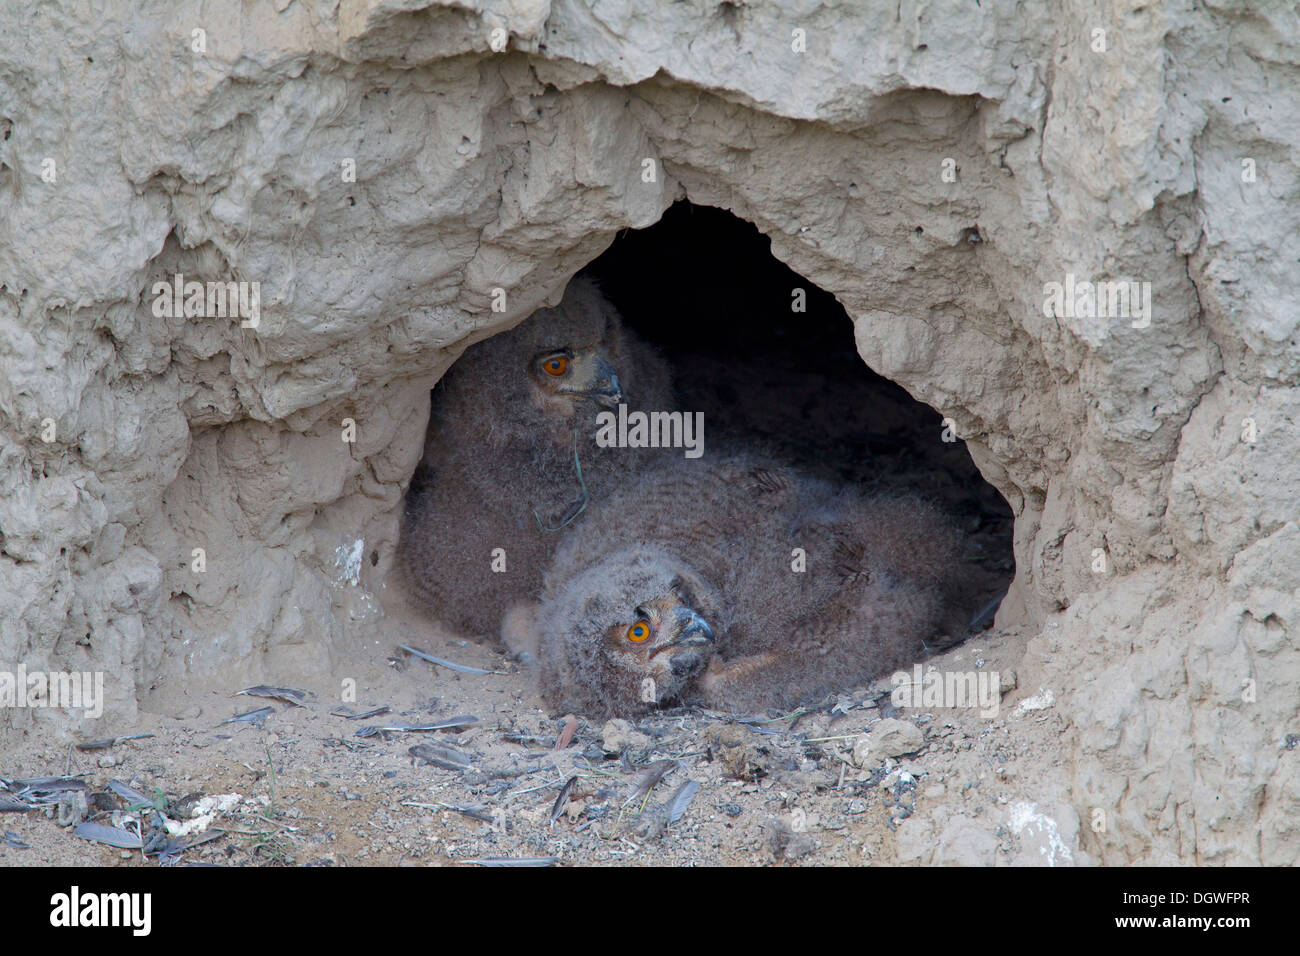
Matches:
[649,604,715,659]
[584,356,624,408]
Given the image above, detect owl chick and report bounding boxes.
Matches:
[398,276,674,640]
[533,456,961,717]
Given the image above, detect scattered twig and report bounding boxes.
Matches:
[402,801,495,824]
[75,734,156,751]
[264,741,278,809]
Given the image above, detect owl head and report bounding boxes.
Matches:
[537,546,718,717]
[454,277,633,424]
[518,277,630,413]
[427,276,675,482]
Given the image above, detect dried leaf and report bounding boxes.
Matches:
[553,716,578,751]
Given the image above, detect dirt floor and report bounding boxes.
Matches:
[1,579,1067,867]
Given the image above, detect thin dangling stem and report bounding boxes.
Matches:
[534,423,589,533]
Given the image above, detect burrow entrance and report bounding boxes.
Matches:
[406,199,1014,662]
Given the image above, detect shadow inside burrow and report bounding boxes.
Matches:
[582,200,1014,643]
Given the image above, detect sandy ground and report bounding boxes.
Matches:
[1,579,1066,867]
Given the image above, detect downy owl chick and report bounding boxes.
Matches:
[398,276,674,640]
[533,455,963,717]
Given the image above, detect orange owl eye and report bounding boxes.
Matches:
[543,355,568,376]
[627,620,651,643]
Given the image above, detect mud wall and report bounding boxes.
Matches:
[0,1,1296,863]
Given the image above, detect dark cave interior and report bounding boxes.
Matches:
[584,200,1014,634]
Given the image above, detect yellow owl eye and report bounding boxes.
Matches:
[543,355,568,376]
[627,620,651,643]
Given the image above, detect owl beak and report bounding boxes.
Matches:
[556,353,625,407]
[649,604,715,658]
[584,356,624,408]
[669,606,715,648]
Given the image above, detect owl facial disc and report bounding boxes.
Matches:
[633,590,715,687]
[533,349,625,408]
